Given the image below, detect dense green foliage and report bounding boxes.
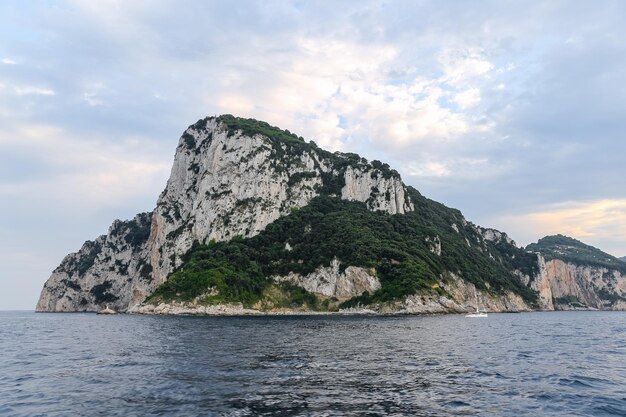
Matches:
[526,235,626,273]
[149,192,538,308]
[90,281,118,304]
[217,114,306,145]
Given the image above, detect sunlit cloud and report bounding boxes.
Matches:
[454,88,481,109]
[407,161,451,178]
[217,95,255,116]
[499,200,626,256]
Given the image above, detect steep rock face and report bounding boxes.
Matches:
[341,166,410,214]
[530,257,626,310]
[374,273,532,314]
[527,255,555,310]
[524,236,626,311]
[36,213,153,312]
[272,258,381,300]
[475,226,515,246]
[37,116,414,312]
[148,118,413,287]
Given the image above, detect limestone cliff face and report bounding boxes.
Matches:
[272,258,381,301]
[529,256,626,311]
[475,226,515,246]
[36,213,153,312]
[389,273,532,315]
[37,116,413,312]
[148,118,413,288]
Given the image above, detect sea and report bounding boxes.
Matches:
[0,311,625,416]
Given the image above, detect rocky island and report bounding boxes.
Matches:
[36,115,626,314]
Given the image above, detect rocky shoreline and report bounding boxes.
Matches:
[127,302,380,316]
[125,291,529,317]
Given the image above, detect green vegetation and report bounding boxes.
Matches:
[182,132,196,149]
[526,234,626,273]
[138,259,153,280]
[90,281,118,304]
[553,295,586,308]
[554,295,580,304]
[597,288,626,304]
[110,212,153,249]
[149,191,538,309]
[77,241,102,276]
[62,279,81,291]
[257,282,325,311]
[145,115,541,309]
[217,114,306,145]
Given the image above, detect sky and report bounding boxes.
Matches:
[1,0,626,310]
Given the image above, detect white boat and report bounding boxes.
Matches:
[465,290,488,318]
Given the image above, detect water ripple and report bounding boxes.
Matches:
[0,311,625,416]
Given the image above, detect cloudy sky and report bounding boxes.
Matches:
[1,0,625,309]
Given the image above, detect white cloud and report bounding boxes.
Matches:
[438,48,494,87]
[407,161,450,177]
[241,38,490,155]
[454,88,481,109]
[14,86,56,96]
[405,157,496,180]
[1,58,17,65]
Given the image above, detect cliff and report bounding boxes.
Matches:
[525,236,626,310]
[37,115,625,315]
[37,116,413,312]
[36,213,154,312]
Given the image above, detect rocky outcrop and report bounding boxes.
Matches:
[341,166,411,214]
[37,116,414,312]
[129,302,261,316]
[272,258,381,300]
[148,118,413,289]
[36,213,153,312]
[37,115,626,315]
[128,271,531,316]
[371,273,532,315]
[475,226,515,246]
[529,257,626,310]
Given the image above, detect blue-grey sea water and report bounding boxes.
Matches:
[1,311,625,416]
